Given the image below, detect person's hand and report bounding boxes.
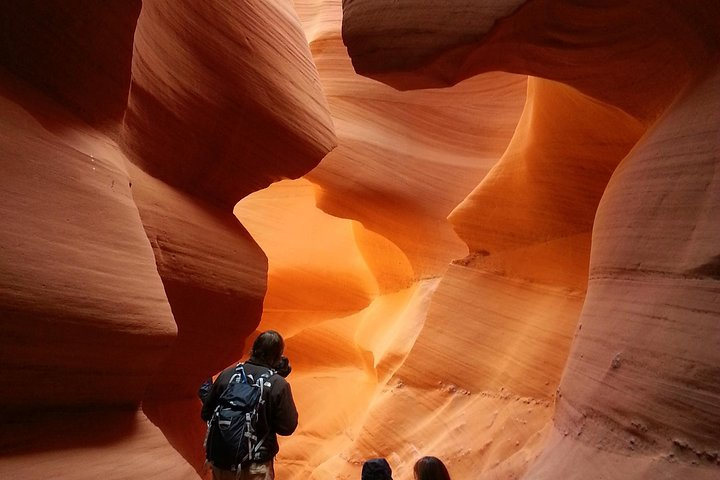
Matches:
[198,377,213,403]
[276,356,292,377]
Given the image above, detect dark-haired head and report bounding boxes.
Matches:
[361,457,392,480]
[413,456,450,480]
[250,330,284,367]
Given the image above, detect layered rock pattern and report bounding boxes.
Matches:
[0,0,335,478]
[123,0,336,206]
[1,0,718,479]
[340,0,720,478]
[232,2,529,477]
[536,65,720,479]
[0,72,176,415]
[0,1,141,128]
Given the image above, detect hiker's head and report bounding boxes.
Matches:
[250,330,285,367]
[361,457,392,480]
[413,456,450,480]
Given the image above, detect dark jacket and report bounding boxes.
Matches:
[201,360,298,463]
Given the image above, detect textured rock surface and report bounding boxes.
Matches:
[1,0,718,479]
[340,0,720,478]
[123,0,336,206]
[0,71,184,478]
[343,0,718,122]
[0,0,335,478]
[0,1,141,129]
[534,64,720,480]
[0,74,177,412]
[303,16,527,277]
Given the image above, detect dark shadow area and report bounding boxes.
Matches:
[0,0,141,130]
[143,398,210,477]
[0,406,138,456]
[688,254,720,280]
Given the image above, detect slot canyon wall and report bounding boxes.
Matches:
[0,0,334,478]
[0,1,718,480]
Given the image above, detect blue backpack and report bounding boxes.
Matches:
[206,364,276,470]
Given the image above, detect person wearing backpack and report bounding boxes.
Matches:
[201,330,298,480]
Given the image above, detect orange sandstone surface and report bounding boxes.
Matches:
[1,1,719,480]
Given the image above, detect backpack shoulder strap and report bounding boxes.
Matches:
[255,368,276,388]
[247,368,278,460]
[228,363,248,384]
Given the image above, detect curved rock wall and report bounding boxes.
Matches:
[343,0,718,123]
[303,21,526,277]
[0,1,141,129]
[1,0,718,479]
[536,65,720,479]
[123,0,336,207]
[0,70,194,479]
[0,0,335,478]
[341,0,720,478]
[121,1,335,467]
[0,72,176,415]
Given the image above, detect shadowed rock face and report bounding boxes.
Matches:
[0,73,177,414]
[122,0,337,207]
[0,0,335,478]
[343,0,719,122]
[1,1,718,480]
[0,1,141,129]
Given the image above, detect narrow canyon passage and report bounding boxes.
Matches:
[1,1,718,480]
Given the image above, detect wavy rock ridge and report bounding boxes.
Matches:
[0,1,334,478]
[336,0,720,479]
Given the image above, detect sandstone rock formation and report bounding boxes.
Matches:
[1,0,718,479]
[0,1,335,478]
[337,0,720,479]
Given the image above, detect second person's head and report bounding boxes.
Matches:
[413,456,450,480]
